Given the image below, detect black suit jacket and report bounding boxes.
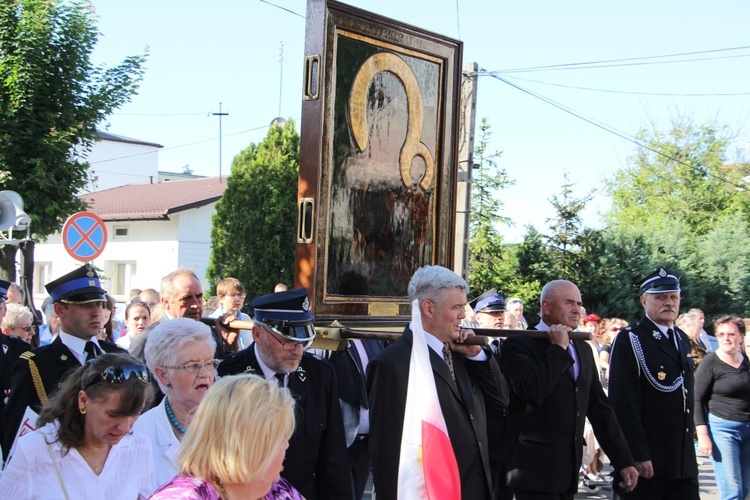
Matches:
[1,336,124,458]
[608,316,698,480]
[367,327,508,500]
[501,328,633,495]
[218,347,351,500]
[328,339,386,446]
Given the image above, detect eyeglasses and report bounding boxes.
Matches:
[13,325,33,332]
[84,365,151,389]
[165,359,221,373]
[227,292,246,299]
[262,324,314,351]
[717,332,738,338]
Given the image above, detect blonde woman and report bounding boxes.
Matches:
[150,374,302,499]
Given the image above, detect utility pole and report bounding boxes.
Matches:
[454,62,478,280]
[278,42,284,118]
[212,103,229,181]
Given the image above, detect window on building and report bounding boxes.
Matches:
[34,262,52,295]
[109,261,136,296]
[113,226,129,239]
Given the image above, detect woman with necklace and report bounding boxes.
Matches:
[695,315,750,500]
[150,374,302,500]
[135,318,218,488]
[0,353,155,498]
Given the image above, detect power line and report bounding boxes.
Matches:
[498,73,750,97]
[89,124,273,165]
[258,0,305,19]
[493,45,750,74]
[112,112,208,116]
[483,73,748,191]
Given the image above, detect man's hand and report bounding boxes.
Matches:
[618,465,639,493]
[216,313,239,347]
[452,328,482,357]
[634,460,653,479]
[547,324,570,348]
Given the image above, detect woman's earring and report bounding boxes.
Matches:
[80,406,87,414]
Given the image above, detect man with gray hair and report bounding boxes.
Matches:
[367,265,508,499]
[506,297,528,329]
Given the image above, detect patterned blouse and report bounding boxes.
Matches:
[149,475,304,500]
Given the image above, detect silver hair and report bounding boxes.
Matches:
[407,265,468,306]
[2,303,34,330]
[160,268,200,302]
[506,297,523,307]
[144,318,216,394]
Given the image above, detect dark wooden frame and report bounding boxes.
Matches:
[296,0,463,321]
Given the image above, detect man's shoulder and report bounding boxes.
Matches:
[217,348,258,376]
[300,351,336,376]
[100,339,126,354]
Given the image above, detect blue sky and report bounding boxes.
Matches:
[90,0,750,241]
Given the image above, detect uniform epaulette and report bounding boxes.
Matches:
[19,351,35,360]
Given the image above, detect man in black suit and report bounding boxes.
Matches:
[608,269,699,499]
[2,265,125,459]
[367,265,508,499]
[501,279,638,499]
[218,288,351,500]
[327,338,386,500]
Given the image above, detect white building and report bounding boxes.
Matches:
[32,131,224,304]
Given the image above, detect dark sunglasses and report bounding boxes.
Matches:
[84,365,151,390]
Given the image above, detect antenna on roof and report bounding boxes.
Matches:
[212,103,229,182]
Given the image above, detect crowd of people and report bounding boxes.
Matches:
[0,263,747,500]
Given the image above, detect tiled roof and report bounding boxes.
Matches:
[78,177,228,221]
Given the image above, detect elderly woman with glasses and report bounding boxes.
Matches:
[134,318,218,487]
[1,302,35,343]
[0,353,155,498]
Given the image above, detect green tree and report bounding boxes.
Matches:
[545,171,593,283]
[466,118,514,297]
[0,0,146,278]
[206,120,299,299]
[603,118,750,319]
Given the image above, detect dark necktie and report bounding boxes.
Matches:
[84,341,100,361]
[274,373,286,387]
[664,328,678,354]
[442,343,456,383]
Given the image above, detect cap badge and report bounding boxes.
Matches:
[652,330,662,340]
[659,268,667,277]
[302,296,310,312]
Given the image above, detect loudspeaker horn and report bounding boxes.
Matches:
[0,191,30,231]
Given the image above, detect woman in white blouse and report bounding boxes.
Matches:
[0,353,156,499]
[133,318,217,488]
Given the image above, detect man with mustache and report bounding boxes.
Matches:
[609,269,699,499]
[218,288,351,499]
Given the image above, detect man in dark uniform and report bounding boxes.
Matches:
[0,280,31,428]
[472,294,514,500]
[609,268,699,499]
[218,288,351,500]
[501,279,638,499]
[1,265,125,459]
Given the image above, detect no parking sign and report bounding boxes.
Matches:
[62,212,108,262]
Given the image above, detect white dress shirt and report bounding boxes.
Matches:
[0,422,156,499]
[132,398,180,489]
